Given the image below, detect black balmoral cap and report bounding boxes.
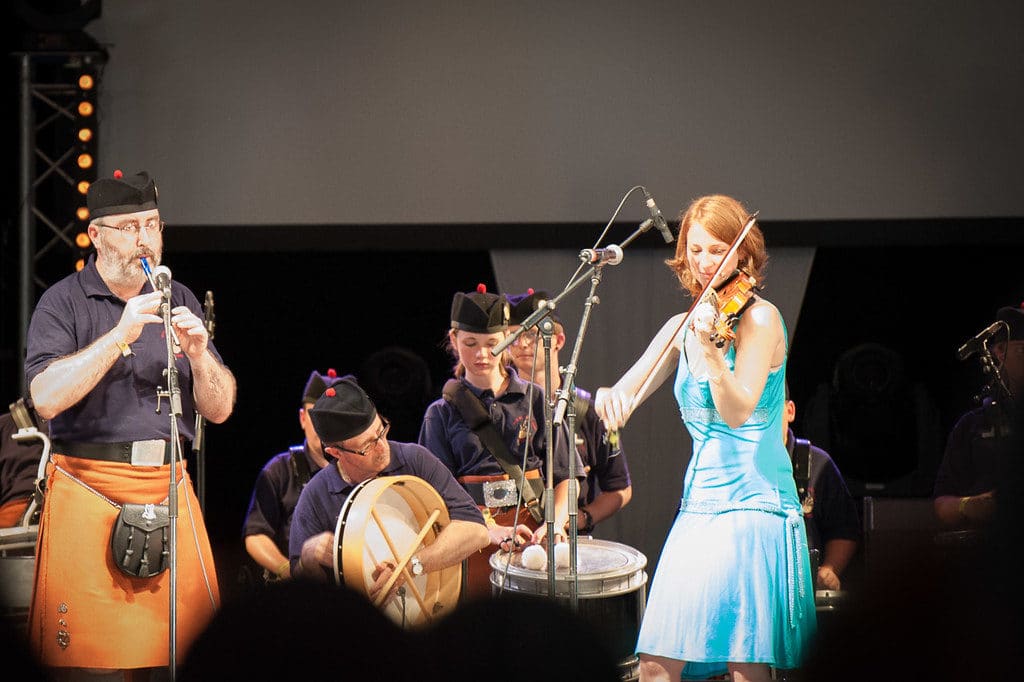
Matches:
[506,288,557,326]
[87,170,159,219]
[450,284,509,334]
[997,303,1024,341]
[309,377,378,444]
[302,368,344,405]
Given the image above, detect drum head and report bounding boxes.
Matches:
[333,475,460,627]
[490,537,647,598]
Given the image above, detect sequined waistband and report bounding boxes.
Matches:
[680,406,770,425]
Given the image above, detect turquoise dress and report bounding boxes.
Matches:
[635,315,816,679]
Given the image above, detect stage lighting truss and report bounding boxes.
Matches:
[22,51,106,285]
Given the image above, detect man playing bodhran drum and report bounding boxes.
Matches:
[289,376,488,605]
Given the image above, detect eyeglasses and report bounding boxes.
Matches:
[333,419,390,457]
[94,219,165,236]
[508,326,539,346]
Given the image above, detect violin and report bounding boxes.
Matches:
[704,268,762,348]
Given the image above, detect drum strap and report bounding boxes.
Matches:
[442,380,544,523]
[288,445,313,491]
[792,437,812,502]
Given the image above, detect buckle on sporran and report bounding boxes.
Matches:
[482,479,518,508]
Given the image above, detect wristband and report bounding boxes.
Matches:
[276,560,290,578]
[115,340,133,358]
[580,507,594,533]
[958,496,970,518]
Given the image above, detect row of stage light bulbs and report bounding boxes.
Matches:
[72,70,98,272]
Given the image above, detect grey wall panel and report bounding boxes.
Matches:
[90,1,1024,226]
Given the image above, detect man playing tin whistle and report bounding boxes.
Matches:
[24,169,236,676]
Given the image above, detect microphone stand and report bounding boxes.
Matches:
[538,316,558,598]
[155,284,183,681]
[193,291,215,515]
[493,215,662,610]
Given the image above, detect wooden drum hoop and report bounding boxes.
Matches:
[333,475,461,627]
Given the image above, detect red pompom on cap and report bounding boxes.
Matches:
[113,169,123,179]
[476,283,487,294]
[527,288,534,295]
[325,387,337,397]
[326,368,337,378]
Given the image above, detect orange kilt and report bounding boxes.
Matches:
[29,454,220,669]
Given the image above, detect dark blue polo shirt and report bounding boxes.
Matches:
[288,440,485,574]
[933,406,1005,498]
[243,443,327,556]
[786,429,861,552]
[24,255,222,442]
[569,387,631,506]
[418,371,578,482]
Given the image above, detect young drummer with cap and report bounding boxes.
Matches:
[417,284,583,599]
[24,169,236,675]
[290,376,488,596]
[506,288,632,535]
[243,369,343,582]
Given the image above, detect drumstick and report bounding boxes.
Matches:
[370,507,440,616]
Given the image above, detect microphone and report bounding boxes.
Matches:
[957,321,1004,361]
[580,244,624,266]
[643,189,674,243]
[203,291,216,339]
[153,265,173,296]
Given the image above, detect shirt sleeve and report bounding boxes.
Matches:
[287,479,334,581]
[933,414,973,498]
[418,401,456,472]
[241,460,284,540]
[24,287,78,386]
[811,452,861,543]
[588,408,631,493]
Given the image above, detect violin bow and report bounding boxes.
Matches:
[622,211,760,421]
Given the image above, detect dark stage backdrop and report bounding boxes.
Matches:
[154,238,1022,599]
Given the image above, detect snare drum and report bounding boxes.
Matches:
[490,538,647,681]
[814,589,847,612]
[0,525,38,626]
[334,475,461,628]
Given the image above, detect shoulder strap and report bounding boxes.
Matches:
[792,437,812,500]
[572,388,590,436]
[442,379,544,522]
[289,445,313,490]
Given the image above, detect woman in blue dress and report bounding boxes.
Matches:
[596,195,816,682]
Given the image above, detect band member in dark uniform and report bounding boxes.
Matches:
[418,284,581,598]
[289,377,487,595]
[934,303,1024,527]
[242,369,341,581]
[506,288,632,535]
[783,389,860,591]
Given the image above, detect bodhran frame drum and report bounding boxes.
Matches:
[490,538,648,682]
[334,475,461,628]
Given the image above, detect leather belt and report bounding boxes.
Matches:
[52,439,179,466]
[458,469,541,508]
